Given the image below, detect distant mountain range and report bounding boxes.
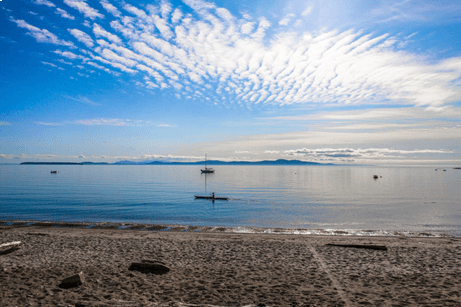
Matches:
[19,159,333,166]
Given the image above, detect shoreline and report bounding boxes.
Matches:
[1,224,461,306]
[1,220,456,238]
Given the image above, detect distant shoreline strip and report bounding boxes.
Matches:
[20,162,83,165]
[19,159,334,166]
[0,220,455,238]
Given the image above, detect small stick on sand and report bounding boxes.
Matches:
[0,241,22,255]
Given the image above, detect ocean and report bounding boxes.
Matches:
[1,164,460,236]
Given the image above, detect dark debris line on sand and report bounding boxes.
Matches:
[326,243,388,251]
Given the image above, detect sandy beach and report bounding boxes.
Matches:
[1,223,461,306]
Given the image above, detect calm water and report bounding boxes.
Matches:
[1,165,460,235]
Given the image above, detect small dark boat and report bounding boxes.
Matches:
[51,171,57,174]
[195,193,228,200]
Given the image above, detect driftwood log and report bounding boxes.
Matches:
[0,241,21,255]
[59,271,85,289]
[129,260,170,275]
[326,243,387,251]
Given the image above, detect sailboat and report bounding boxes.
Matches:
[201,154,215,173]
[194,169,227,201]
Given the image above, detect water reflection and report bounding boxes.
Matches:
[0,165,460,235]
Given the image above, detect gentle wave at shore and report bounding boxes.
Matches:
[1,220,455,237]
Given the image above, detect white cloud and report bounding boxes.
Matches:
[64,0,103,20]
[13,1,461,112]
[53,49,86,60]
[100,48,137,67]
[100,0,121,17]
[93,24,122,44]
[56,8,75,20]
[241,22,255,34]
[41,61,57,67]
[301,6,312,16]
[10,18,74,47]
[74,118,151,126]
[34,0,55,7]
[160,0,172,19]
[270,107,461,121]
[34,121,62,126]
[284,148,454,163]
[171,8,182,23]
[69,28,94,47]
[190,123,461,163]
[65,95,101,106]
[279,13,295,26]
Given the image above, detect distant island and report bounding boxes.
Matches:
[20,159,332,166]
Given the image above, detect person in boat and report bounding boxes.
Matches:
[211,192,215,199]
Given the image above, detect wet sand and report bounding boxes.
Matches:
[1,224,461,306]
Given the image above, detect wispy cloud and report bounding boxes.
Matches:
[370,1,461,24]
[301,6,313,16]
[10,17,74,47]
[100,0,121,17]
[189,123,461,163]
[284,147,453,159]
[93,24,122,44]
[0,121,12,125]
[53,50,87,60]
[63,0,103,20]
[41,61,58,67]
[68,28,93,47]
[35,121,62,126]
[73,118,152,126]
[268,107,461,122]
[33,0,55,8]
[56,8,75,20]
[9,0,461,111]
[279,13,295,26]
[65,95,100,106]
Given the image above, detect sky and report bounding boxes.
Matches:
[1,0,461,165]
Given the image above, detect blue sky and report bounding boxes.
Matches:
[1,0,461,165]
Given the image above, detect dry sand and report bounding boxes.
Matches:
[1,224,461,307]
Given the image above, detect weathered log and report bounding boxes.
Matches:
[326,243,387,251]
[141,259,167,265]
[0,241,21,255]
[129,261,170,274]
[59,271,85,289]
